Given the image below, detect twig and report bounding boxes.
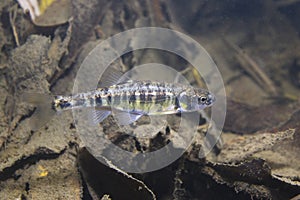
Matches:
[290,194,300,200]
[9,5,20,47]
[102,156,157,200]
[152,0,165,25]
[223,39,278,96]
[173,66,192,84]
[177,66,206,88]
[191,67,206,88]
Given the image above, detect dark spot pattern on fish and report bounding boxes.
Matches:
[51,101,56,110]
[95,95,102,106]
[174,96,180,110]
[107,95,112,104]
[155,93,162,104]
[59,100,71,109]
[140,90,146,103]
[104,87,109,95]
[129,92,136,104]
[147,93,153,102]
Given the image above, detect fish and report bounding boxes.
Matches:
[22,71,215,131]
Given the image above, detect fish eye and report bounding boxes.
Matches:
[199,96,207,103]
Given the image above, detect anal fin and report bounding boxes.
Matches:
[90,108,111,125]
[113,110,143,125]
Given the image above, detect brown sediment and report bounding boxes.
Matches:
[0,0,300,199]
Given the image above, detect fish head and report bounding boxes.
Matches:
[194,88,216,109]
[177,88,215,112]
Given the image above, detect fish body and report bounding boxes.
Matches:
[24,80,215,130]
[53,80,215,115]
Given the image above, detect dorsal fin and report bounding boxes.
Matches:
[98,67,131,87]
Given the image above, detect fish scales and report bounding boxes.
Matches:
[53,81,182,114]
[106,81,179,114]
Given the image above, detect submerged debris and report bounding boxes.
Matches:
[17,0,72,26]
[0,0,300,199]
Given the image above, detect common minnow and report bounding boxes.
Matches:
[23,80,215,130]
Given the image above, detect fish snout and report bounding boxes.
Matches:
[207,93,216,106]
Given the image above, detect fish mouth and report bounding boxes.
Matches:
[207,93,216,105]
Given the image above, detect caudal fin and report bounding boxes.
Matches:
[22,93,56,131]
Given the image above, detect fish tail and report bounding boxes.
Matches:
[22,93,56,131]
